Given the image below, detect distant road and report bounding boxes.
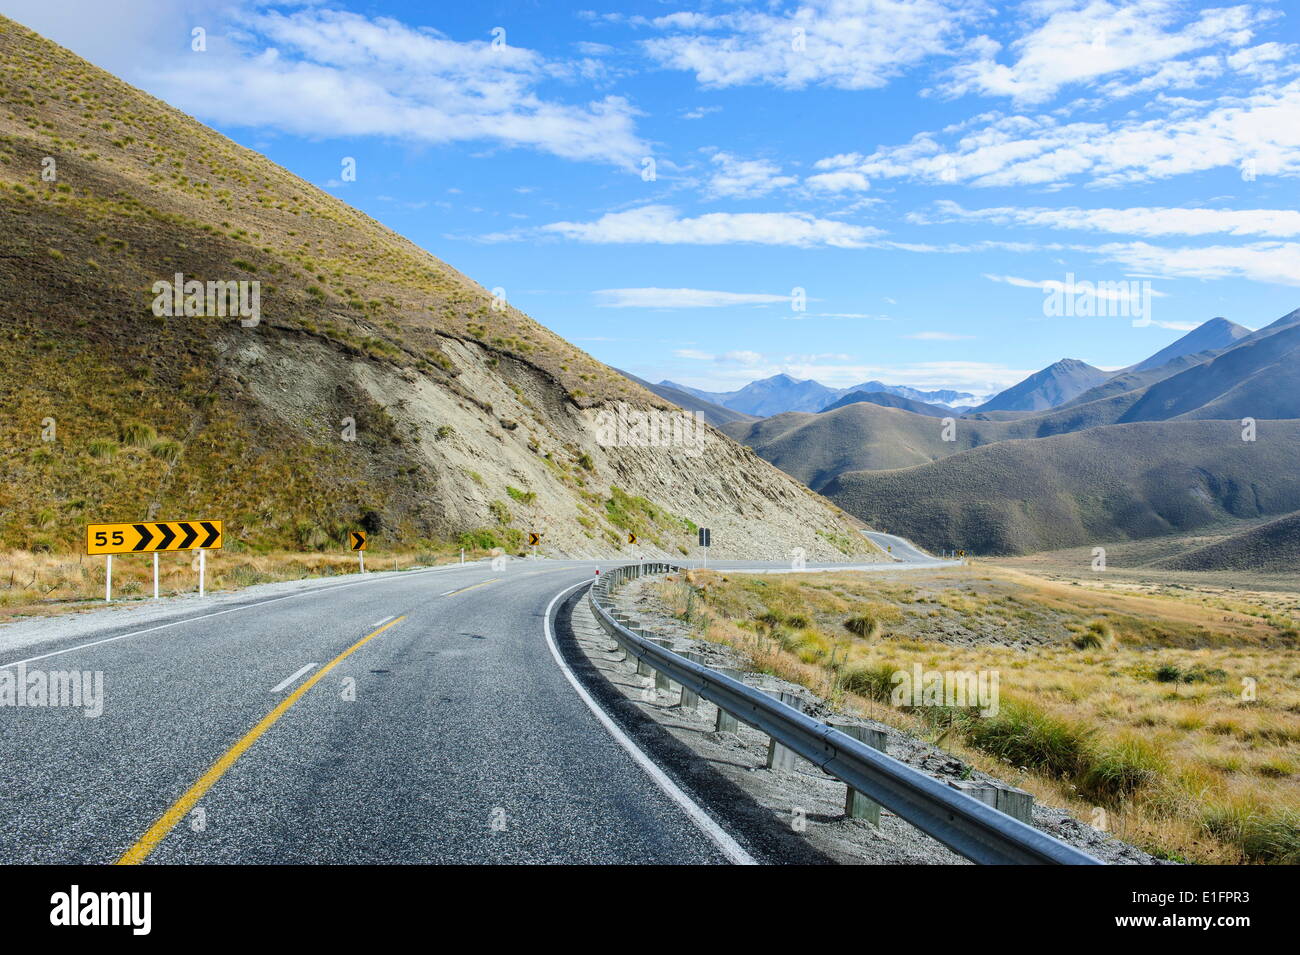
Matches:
[0,551,950,864]
[862,531,947,564]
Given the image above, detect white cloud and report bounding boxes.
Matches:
[942,0,1273,104]
[143,7,648,167]
[640,0,979,90]
[1096,241,1300,286]
[922,200,1300,237]
[594,288,793,308]
[905,331,973,340]
[674,349,715,360]
[538,205,885,247]
[818,77,1300,187]
[985,273,1168,301]
[805,170,871,192]
[701,149,798,198]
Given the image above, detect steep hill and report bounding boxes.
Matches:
[1130,317,1251,372]
[821,420,1300,555]
[975,358,1110,412]
[0,16,871,560]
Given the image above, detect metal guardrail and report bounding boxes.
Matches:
[589,562,1103,866]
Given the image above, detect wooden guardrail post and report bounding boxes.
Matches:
[947,779,1035,825]
[830,722,889,824]
[765,691,804,771]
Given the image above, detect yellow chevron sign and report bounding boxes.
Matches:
[349,530,367,551]
[87,520,222,556]
[627,532,637,545]
[528,532,541,546]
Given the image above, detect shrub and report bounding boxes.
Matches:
[457,528,499,551]
[1079,734,1166,802]
[88,438,117,459]
[506,486,536,505]
[965,700,1091,780]
[844,614,881,640]
[120,421,156,447]
[149,439,182,463]
[841,663,898,703]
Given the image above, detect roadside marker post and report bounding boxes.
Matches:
[350,530,368,573]
[87,520,222,602]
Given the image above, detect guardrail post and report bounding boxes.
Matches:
[831,722,888,824]
[679,652,701,711]
[947,779,1035,825]
[765,691,804,771]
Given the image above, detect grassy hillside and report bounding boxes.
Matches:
[822,420,1300,555]
[1156,511,1300,572]
[0,16,871,560]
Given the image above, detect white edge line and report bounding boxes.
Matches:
[271,662,317,693]
[0,560,490,671]
[371,615,395,627]
[542,579,757,866]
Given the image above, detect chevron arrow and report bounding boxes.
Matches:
[155,522,177,550]
[132,523,156,551]
[199,521,221,548]
[177,522,199,549]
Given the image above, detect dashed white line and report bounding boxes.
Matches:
[271,662,317,693]
[541,580,757,866]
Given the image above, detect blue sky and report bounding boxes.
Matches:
[5,0,1299,397]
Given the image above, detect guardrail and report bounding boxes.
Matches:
[589,562,1102,866]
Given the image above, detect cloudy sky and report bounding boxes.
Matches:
[4,0,1298,395]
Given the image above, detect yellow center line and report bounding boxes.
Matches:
[444,578,498,596]
[115,615,406,865]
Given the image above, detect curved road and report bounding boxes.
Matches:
[0,547,945,865]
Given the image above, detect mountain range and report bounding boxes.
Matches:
[721,308,1300,557]
[658,374,978,417]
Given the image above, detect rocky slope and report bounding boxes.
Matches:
[0,16,872,561]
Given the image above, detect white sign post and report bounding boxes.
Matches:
[105,555,112,602]
[198,548,206,597]
[153,552,160,599]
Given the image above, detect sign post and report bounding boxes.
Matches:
[698,527,711,568]
[198,548,206,597]
[350,531,367,572]
[87,520,222,601]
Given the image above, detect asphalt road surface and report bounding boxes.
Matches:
[0,551,942,865]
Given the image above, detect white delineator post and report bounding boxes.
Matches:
[198,548,206,597]
[460,548,464,565]
[153,552,159,600]
[105,555,112,602]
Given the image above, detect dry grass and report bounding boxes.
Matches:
[650,565,1300,864]
[0,543,495,622]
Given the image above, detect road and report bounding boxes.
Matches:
[0,548,943,865]
[862,530,949,564]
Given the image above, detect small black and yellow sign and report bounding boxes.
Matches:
[528,532,541,546]
[626,532,637,545]
[350,530,368,551]
[87,520,221,556]
[957,549,966,558]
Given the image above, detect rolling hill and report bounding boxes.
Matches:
[822,420,1300,555]
[819,390,952,417]
[0,15,872,560]
[1154,510,1300,572]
